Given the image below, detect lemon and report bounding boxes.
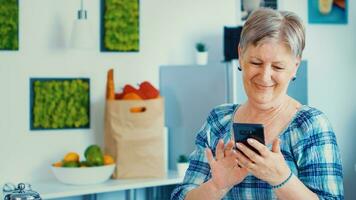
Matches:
[63,152,80,162]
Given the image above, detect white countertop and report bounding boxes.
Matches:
[2,171,183,199]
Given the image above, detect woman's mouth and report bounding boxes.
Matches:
[254,83,274,90]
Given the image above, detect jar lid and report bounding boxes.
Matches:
[6,192,39,200]
[3,183,41,200]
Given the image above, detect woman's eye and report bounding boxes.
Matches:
[250,62,262,65]
[273,66,284,70]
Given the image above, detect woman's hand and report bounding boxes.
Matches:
[235,138,291,186]
[206,139,249,193]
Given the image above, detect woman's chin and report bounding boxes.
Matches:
[249,96,275,106]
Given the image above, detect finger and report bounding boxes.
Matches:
[225,156,239,167]
[235,159,243,169]
[272,139,281,153]
[226,140,234,150]
[232,160,240,169]
[226,148,239,159]
[215,139,225,160]
[236,143,261,163]
[236,150,255,170]
[205,148,215,165]
[224,140,235,156]
[247,138,269,157]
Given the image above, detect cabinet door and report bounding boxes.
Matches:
[160,64,229,170]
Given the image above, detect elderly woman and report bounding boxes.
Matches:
[171,8,343,200]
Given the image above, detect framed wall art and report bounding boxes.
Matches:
[100,0,140,52]
[0,0,19,50]
[30,78,90,130]
[241,0,277,21]
[308,0,347,24]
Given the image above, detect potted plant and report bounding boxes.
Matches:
[177,155,189,177]
[195,42,208,65]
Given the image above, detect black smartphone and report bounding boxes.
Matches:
[233,123,265,154]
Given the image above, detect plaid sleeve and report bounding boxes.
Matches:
[170,120,212,200]
[293,110,344,200]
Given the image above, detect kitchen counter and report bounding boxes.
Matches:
[1,171,183,199]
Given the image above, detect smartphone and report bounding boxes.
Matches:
[233,123,265,154]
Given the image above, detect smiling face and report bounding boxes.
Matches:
[238,40,300,109]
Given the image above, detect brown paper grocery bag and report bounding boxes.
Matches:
[104,97,165,179]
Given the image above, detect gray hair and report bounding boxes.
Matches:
[239,8,305,58]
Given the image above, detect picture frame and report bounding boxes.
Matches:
[30,78,90,130]
[100,0,140,52]
[308,0,347,24]
[241,0,278,22]
[0,0,19,50]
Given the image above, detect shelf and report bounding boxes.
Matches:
[5,171,183,199]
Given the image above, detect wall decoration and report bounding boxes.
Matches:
[308,0,347,24]
[30,78,90,130]
[241,0,277,21]
[0,0,19,50]
[101,0,139,52]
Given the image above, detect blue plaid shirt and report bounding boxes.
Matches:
[171,104,344,200]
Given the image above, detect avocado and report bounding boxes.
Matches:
[84,145,104,166]
[84,145,101,159]
[87,153,104,166]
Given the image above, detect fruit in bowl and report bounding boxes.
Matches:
[51,145,116,185]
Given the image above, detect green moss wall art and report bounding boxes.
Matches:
[0,0,18,50]
[30,78,90,130]
[101,0,139,52]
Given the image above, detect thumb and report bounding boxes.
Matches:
[272,139,281,153]
[205,148,215,166]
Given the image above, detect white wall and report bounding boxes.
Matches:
[1,0,356,199]
[0,0,235,189]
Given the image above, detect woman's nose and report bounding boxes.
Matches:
[260,66,272,81]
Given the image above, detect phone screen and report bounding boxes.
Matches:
[233,123,265,154]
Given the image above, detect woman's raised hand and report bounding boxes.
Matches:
[205,139,249,192]
[235,138,291,186]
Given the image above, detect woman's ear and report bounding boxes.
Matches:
[295,56,301,67]
[238,46,243,68]
[292,56,301,76]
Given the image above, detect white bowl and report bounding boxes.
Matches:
[51,164,115,185]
